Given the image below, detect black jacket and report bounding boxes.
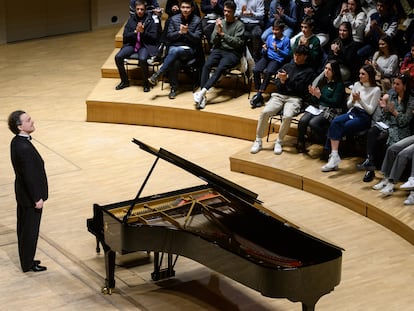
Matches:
[11,136,48,207]
[123,12,162,56]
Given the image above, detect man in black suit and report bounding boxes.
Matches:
[8,110,48,273]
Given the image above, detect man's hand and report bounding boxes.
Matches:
[35,199,44,209]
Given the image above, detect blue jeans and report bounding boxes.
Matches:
[328,107,371,141]
[158,46,195,89]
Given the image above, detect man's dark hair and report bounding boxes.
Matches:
[294,45,310,55]
[8,110,25,135]
[224,0,236,12]
[273,19,285,30]
[135,0,146,7]
[180,0,195,8]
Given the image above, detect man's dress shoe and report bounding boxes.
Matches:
[34,259,41,265]
[24,263,47,272]
[115,81,129,90]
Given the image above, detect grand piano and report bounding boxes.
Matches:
[87,139,343,311]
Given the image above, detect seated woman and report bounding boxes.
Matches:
[400,42,414,94]
[357,74,414,182]
[321,64,381,172]
[250,20,291,108]
[373,135,414,199]
[332,0,367,46]
[314,21,359,85]
[365,35,399,92]
[296,60,345,153]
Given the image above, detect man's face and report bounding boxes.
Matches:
[223,6,235,21]
[18,113,35,135]
[180,2,193,18]
[135,4,146,17]
[293,53,307,65]
[301,23,312,36]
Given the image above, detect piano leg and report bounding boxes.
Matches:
[302,302,315,311]
[151,252,176,281]
[102,248,116,295]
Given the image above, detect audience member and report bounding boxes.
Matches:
[234,0,265,61]
[261,0,298,42]
[321,64,381,172]
[250,45,314,155]
[250,20,291,108]
[358,0,398,60]
[357,75,414,182]
[400,42,414,93]
[333,0,367,46]
[148,0,202,99]
[291,0,336,47]
[365,35,399,92]
[316,21,358,84]
[290,17,321,70]
[115,0,162,92]
[130,0,162,16]
[372,135,414,197]
[201,0,225,47]
[297,60,346,153]
[193,0,245,109]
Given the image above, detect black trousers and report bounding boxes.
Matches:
[17,204,42,271]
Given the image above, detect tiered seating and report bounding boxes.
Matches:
[86,26,414,247]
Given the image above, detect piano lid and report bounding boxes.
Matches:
[132,138,260,204]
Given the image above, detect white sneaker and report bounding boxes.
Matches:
[274,141,282,154]
[380,182,394,196]
[404,191,414,205]
[373,178,389,190]
[250,139,262,154]
[400,177,414,190]
[197,96,207,110]
[193,91,202,105]
[321,153,341,172]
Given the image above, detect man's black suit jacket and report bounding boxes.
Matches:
[10,135,48,207]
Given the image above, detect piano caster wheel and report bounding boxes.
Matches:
[101,287,112,295]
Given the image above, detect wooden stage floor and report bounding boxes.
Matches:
[1,25,414,311]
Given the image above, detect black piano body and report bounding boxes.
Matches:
[87,139,343,311]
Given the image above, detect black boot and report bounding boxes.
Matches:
[363,170,375,182]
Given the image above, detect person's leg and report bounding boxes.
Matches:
[276,96,301,154]
[17,205,42,271]
[114,45,135,88]
[203,50,239,90]
[309,114,330,144]
[250,94,284,153]
[389,142,414,182]
[297,112,313,145]
[138,47,150,91]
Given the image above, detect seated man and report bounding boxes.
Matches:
[250,45,314,155]
[148,0,202,99]
[193,0,245,109]
[234,0,265,61]
[250,20,291,108]
[129,0,162,16]
[115,0,162,92]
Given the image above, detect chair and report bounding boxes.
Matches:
[124,53,159,79]
[160,42,205,92]
[266,111,302,142]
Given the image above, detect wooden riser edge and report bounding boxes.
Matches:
[230,156,414,246]
[86,100,258,141]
